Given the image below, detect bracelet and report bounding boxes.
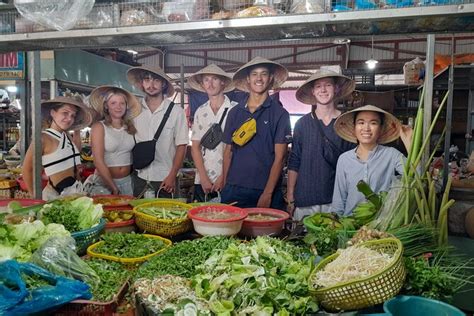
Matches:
[287,201,295,205]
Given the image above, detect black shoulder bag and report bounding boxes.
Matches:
[132,102,174,170]
[313,113,344,170]
[200,107,229,150]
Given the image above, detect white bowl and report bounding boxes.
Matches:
[188,205,247,236]
[4,157,21,167]
[191,218,244,236]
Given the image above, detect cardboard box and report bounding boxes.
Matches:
[404,57,425,85]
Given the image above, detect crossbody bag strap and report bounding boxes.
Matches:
[312,112,343,153]
[152,101,175,141]
[218,107,229,126]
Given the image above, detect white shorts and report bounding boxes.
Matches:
[84,174,133,196]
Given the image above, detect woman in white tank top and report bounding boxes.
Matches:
[85,86,141,196]
[23,96,93,200]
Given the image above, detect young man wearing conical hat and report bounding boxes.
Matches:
[330,105,412,216]
[126,66,189,197]
[189,64,237,202]
[287,69,356,221]
[221,57,292,210]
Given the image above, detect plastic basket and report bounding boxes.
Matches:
[87,234,172,265]
[133,201,193,237]
[71,218,106,256]
[54,278,130,316]
[309,238,406,312]
[103,206,136,233]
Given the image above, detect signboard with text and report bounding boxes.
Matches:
[0,52,25,80]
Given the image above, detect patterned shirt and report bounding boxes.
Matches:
[191,96,236,184]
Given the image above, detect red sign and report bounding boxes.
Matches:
[0,52,24,80]
[0,53,18,68]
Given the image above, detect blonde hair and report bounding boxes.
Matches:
[102,90,137,135]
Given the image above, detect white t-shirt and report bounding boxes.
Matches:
[134,98,189,182]
[191,96,236,184]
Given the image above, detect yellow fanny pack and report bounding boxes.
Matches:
[232,117,257,146]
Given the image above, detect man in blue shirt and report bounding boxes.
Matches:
[287,69,356,220]
[221,57,291,210]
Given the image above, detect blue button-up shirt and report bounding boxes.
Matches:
[223,95,291,190]
[330,145,405,216]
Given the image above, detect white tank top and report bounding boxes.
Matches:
[42,129,81,177]
[101,121,135,167]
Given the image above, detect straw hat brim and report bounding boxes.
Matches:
[89,85,141,121]
[187,65,234,93]
[41,96,93,130]
[232,57,288,92]
[127,66,175,96]
[296,71,355,105]
[334,105,402,144]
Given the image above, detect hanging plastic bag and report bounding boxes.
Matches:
[14,0,95,31]
[0,260,91,315]
[30,236,100,288]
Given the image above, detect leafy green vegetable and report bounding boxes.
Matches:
[0,221,70,262]
[403,254,474,302]
[94,233,167,258]
[137,206,188,219]
[86,258,130,302]
[39,197,103,233]
[135,236,237,280]
[192,237,318,315]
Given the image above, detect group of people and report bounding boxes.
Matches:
[22,56,412,220]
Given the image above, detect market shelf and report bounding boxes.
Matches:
[0,3,473,52]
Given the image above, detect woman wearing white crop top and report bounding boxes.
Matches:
[23,96,93,200]
[85,86,141,195]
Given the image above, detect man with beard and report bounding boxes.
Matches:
[221,57,291,209]
[126,66,189,198]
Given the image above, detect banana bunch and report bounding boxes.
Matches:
[353,201,377,227]
[305,212,356,231]
[351,180,388,227]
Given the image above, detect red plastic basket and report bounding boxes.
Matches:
[188,205,247,222]
[103,206,136,233]
[240,208,289,237]
[54,278,130,316]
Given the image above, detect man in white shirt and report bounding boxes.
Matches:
[189,64,236,202]
[127,66,189,197]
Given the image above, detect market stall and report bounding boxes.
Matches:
[0,0,473,314]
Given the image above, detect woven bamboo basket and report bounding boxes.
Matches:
[309,238,406,312]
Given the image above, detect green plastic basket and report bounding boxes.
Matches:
[309,238,406,312]
[71,218,106,255]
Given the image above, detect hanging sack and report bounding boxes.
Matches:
[132,102,174,170]
[231,107,266,147]
[201,108,229,150]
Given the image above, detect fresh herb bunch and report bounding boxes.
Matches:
[21,272,53,290]
[86,258,130,302]
[136,236,237,279]
[94,233,166,258]
[403,255,469,302]
[41,201,80,232]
